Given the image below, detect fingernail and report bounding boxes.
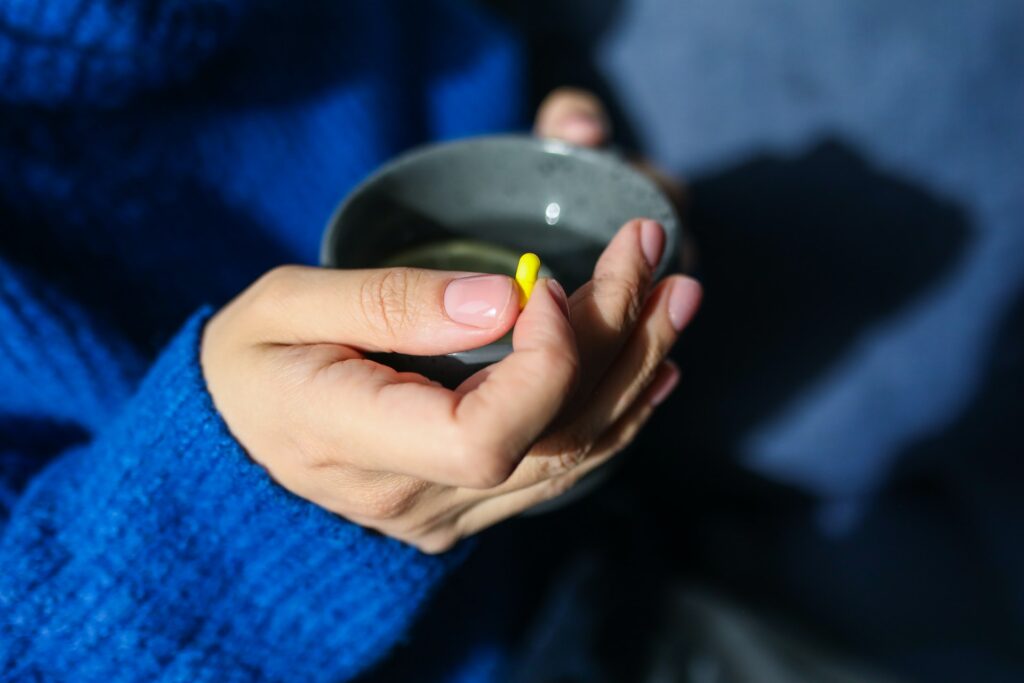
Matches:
[668,277,702,331]
[640,219,665,269]
[562,113,604,143]
[649,360,680,407]
[444,275,514,328]
[547,279,571,320]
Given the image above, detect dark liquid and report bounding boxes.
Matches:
[332,202,603,292]
[380,239,554,279]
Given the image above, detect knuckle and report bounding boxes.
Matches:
[556,442,590,474]
[453,435,516,488]
[351,482,420,522]
[360,268,417,338]
[246,265,304,316]
[542,434,591,476]
[532,428,593,477]
[473,453,517,489]
[413,530,459,555]
[595,272,645,331]
[254,265,302,299]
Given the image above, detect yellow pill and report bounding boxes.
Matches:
[514,252,541,308]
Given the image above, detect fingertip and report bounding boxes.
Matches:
[648,359,681,407]
[527,276,569,319]
[558,114,607,147]
[667,275,703,332]
[677,275,704,303]
[513,277,577,356]
[592,217,656,280]
[534,88,611,147]
[639,219,666,269]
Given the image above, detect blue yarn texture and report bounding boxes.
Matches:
[0,0,523,680]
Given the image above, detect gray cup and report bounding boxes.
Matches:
[321,134,680,387]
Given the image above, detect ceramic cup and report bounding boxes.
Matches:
[321,134,680,387]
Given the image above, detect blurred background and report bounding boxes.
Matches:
[405,1,1023,681]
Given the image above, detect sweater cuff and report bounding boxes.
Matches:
[1,308,467,682]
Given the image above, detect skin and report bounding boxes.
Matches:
[201,89,702,553]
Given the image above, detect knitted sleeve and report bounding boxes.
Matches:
[417,0,527,140]
[0,283,465,681]
[0,0,244,107]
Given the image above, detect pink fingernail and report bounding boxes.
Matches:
[640,219,665,269]
[444,275,514,328]
[547,279,571,320]
[562,113,605,144]
[668,277,702,331]
[650,360,680,407]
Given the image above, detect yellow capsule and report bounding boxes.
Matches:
[514,252,541,308]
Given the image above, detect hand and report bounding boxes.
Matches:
[201,224,699,554]
[199,88,701,554]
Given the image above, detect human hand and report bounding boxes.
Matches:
[201,223,699,553]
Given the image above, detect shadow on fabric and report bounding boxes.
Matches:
[651,138,971,476]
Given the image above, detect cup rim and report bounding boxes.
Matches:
[319,133,680,277]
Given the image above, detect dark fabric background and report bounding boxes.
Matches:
[485,1,1024,680]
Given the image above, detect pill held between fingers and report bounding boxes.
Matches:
[515,253,541,308]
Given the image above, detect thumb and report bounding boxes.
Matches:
[534,87,610,148]
[247,265,519,354]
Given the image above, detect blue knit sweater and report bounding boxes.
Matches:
[0,1,523,680]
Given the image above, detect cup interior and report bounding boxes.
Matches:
[321,135,680,386]
[321,135,679,289]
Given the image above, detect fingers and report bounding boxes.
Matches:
[564,275,700,447]
[444,219,687,498]
[312,278,578,489]
[241,265,520,355]
[565,218,664,408]
[451,274,694,502]
[447,279,579,483]
[534,87,610,147]
[452,361,680,541]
